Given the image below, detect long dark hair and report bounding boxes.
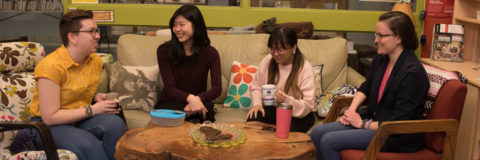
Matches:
[167,5,210,65]
[379,11,419,51]
[267,27,305,99]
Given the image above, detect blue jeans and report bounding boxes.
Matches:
[14,114,126,160]
[311,122,377,160]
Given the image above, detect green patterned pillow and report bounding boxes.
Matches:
[224,61,258,110]
[316,84,358,117]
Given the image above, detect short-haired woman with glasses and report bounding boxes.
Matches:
[246,26,315,133]
[11,9,126,160]
[311,11,430,160]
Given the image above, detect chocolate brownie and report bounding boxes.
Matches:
[219,134,232,140]
[200,126,214,132]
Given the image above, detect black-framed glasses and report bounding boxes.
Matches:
[267,48,286,55]
[374,33,395,40]
[71,29,100,37]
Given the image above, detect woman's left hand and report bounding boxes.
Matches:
[274,89,286,103]
[94,93,106,103]
[343,109,362,129]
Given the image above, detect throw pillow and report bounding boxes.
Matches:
[316,84,358,117]
[0,42,44,74]
[422,64,467,99]
[104,62,159,112]
[312,64,324,112]
[422,64,467,117]
[224,61,258,110]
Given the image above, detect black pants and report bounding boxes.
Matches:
[155,100,215,123]
[247,106,315,133]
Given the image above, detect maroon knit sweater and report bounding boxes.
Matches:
[156,43,222,103]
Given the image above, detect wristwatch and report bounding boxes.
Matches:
[361,119,367,129]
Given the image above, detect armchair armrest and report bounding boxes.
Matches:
[0,121,59,160]
[324,97,354,124]
[363,119,459,160]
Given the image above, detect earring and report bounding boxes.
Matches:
[293,51,296,54]
[74,42,77,46]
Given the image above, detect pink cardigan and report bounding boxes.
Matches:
[251,54,315,118]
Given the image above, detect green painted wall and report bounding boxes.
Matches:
[63,0,425,56]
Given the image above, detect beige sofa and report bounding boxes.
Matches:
[96,34,365,134]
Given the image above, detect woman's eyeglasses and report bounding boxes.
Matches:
[71,29,100,37]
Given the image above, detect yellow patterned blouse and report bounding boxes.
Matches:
[30,45,103,117]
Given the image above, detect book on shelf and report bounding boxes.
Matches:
[0,0,61,11]
[430,24,465,63]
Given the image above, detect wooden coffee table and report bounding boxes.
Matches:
[115,121,316,160]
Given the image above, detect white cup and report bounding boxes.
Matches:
[262,84,277,106]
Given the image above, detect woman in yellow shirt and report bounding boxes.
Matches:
[12,10,126,160]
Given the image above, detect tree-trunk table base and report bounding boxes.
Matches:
[115,121,316,160]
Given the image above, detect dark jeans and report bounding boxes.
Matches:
[311,121,381,160]
[155,100,215,123]
[246,106,315,133]
[12,114,127,160]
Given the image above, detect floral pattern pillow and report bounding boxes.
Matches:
[316,84,358,117]
[224,61,258,110]
[0,42,45,74]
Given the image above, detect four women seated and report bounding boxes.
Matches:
[10,4,429,160]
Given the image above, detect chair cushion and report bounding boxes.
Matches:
[425,80,467,153]
[7,149,78,160]
[339,147,442,160]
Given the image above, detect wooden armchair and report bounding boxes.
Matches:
[323,80,467,160]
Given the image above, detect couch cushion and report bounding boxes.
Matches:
[214,104,248,123]
[124,110,152,130]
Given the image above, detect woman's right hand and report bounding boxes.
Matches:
[339,115,350,126]
[247,105,265,119]
[91,100,119,115]
[187,95,208,118]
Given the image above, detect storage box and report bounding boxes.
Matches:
[150,109,186,127]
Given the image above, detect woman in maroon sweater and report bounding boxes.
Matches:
[155,5,222,123]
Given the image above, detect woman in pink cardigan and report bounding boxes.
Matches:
[246,26,315,133]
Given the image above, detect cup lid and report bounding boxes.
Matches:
[277,103,292,110]
[150,109,186,118]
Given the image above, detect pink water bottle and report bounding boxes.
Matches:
[276,103,293,138]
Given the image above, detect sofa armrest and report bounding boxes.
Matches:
[346,67,365,87]
[0,121,59,160]
[96,69,109,93]
[362,119,459,160]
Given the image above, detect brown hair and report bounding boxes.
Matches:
[378,11,419,51]
[59,9,94,47]
[267,27,305,99]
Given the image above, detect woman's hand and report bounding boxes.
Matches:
[343,109,362,128]
[274,89,286,103]
[94,93,106,103]
[339,115,350,126]
[92,100,120,115]
[187,95,208,119]
[246,105,265,119]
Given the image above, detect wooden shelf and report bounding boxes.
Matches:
[421,58,480,88]
[456,16,480,25]
[0,11,62,13]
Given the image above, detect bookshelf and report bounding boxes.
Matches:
[429,0,480,159]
